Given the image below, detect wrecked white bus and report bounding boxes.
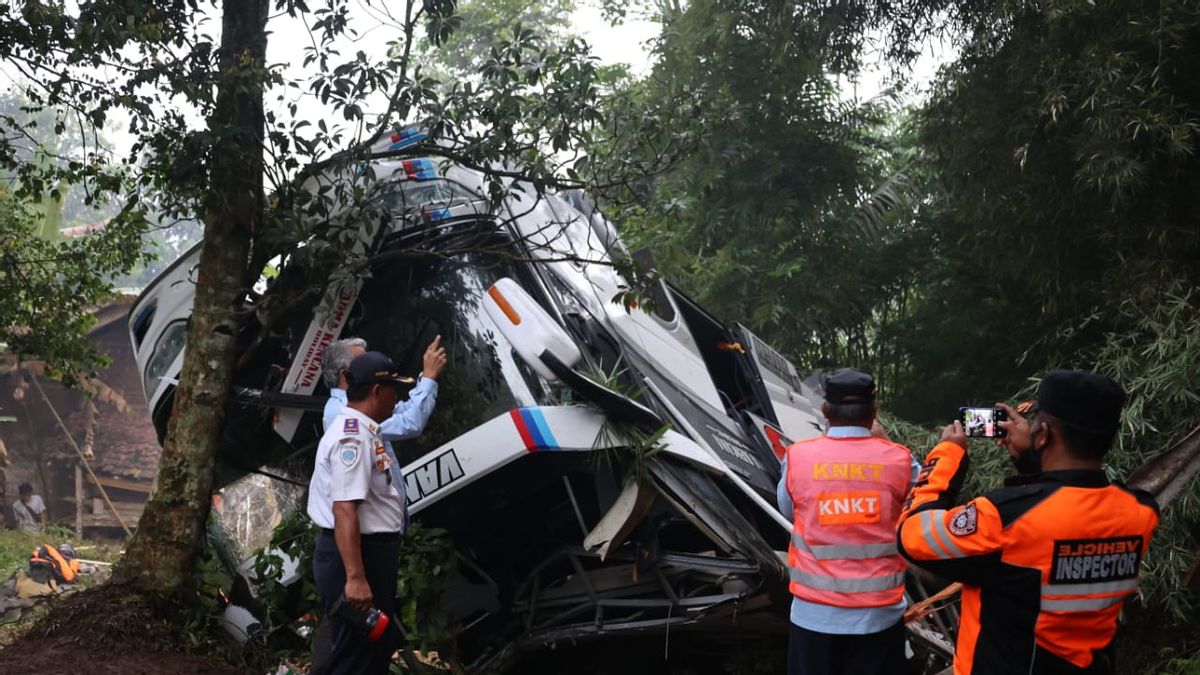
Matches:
[128,129,954,670]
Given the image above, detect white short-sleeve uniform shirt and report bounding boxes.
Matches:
[307,406,406,534]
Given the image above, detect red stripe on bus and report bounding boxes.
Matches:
[510,409,536,451]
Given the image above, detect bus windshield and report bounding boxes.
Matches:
[347,245,559,461]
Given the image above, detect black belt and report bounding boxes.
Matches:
[320,528,401,542]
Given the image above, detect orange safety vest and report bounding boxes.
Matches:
[897,442,1160,674]
[785,435,912,607]
[30,544,79,584]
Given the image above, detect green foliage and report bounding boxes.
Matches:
[0,528,64,581]
[0,88,150,380]
[1079,283,1200,616]
[0,82,151,380]
[3,0,669,607]
[248,512,458,659]
[601,1,1200,625]
[418,0,576,77]
[590,416,670,485]
[0,189,150,379]
[887,279,1200,612]
[599,0,1200,426]
[1159,645,1200,675]
[869,0,1200,420]
[585,358,668,482]
[864,1,1200,615]
[251,507,321,637]
[393,522,456,654]
[596,0,918,377]
[181,544,236,650]
[876,412,939,462]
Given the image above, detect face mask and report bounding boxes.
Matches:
[1013,421,1048,474]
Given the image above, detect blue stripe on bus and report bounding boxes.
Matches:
[527,408,559,449]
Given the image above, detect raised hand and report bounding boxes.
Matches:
[421,334,448,380]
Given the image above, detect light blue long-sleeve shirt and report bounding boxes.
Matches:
[322,378,439,441]
[322,378,439,531]
[776,425,921,635]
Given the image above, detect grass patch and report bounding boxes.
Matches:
[0,526,123,581]
[0,526,124,647]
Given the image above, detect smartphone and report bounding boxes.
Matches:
[958,407,1008,438]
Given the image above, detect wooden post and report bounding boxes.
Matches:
[75,462,83,539]
[29,375,132,536]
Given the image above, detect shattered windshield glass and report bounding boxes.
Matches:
[348,243,556,462]
[377,178,479,225]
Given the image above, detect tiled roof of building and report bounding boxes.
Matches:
[55,404,159,480]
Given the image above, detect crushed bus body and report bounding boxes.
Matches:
[128,128,954,671]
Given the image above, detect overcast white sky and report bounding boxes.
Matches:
[570,3,661,76]
[262,2,951,136]
[261,1,662,137]
[2,3,951,163]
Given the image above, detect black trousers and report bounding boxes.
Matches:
[787,620,906,675]
[310,530,401,675]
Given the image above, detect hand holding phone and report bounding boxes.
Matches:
[940,420,967,449]
[994,402,1031,456]
[958,406,1008,438]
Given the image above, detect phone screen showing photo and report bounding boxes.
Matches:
[961,407,997,438]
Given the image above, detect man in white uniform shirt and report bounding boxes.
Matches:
[310,337,445,672]
[307,351,415,675]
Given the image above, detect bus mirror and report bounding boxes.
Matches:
[482,278,581,382]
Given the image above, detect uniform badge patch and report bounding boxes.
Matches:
[343,418,359,434]
[338,441,360,467]
[949,503,977,536]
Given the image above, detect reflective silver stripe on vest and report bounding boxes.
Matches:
[792,533,898,560]
[789,568,906,593]
[1040,595,1126,612]
[916,510,967,559]
[928,510,967,557]
[1041,579,1139,596]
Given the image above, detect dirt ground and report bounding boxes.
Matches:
[1,582,1192,674]
[0,582,245,675]
[0,631,244,674]
[510,632,790,675]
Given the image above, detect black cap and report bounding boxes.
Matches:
[18,483,32,494]
[824,368,876,405]
[345,351,414,387]
[1035,369,1126,434]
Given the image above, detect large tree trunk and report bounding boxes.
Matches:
[116,0,268,593]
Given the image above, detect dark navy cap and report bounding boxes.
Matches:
[1035,370,1125,433]
[345,351,414,387]
[824,368,876,405]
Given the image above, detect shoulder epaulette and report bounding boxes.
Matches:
[1113,481,1161,515]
